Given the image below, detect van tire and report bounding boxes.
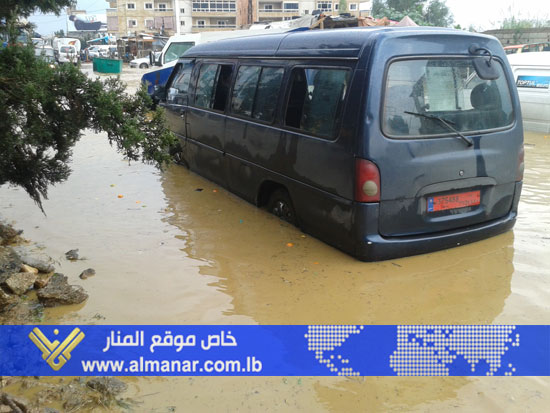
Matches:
[267,188,297,225]
[139,63,149,69]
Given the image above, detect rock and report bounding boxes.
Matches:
[34,273,54,289]
[0,247,22,281]
[11,246,55,273]
[86,377,127,396]
[3,272,38,295]
[79,268,96,280]
[0,392,30,413]
[0,288,18,311]
[0,222,22,245]
[65,249,79,261]
[36,274,88,307]
[20,264,39,274]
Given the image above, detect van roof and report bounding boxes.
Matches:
[182,27,498,59]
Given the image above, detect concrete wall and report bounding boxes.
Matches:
[483,28,550,46]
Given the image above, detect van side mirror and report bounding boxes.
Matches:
[469,44,500,80]
[152,85,166,105]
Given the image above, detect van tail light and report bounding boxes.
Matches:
[516,144,524,182]
[355,159,381,202]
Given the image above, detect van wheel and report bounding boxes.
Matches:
[139,63,149,69]
[267,189,297,225]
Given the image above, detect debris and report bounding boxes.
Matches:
[36,273,88,307]
[86,377,128,396]
[65,249,79,261]
[0,222,22,246]
[11,246,55,273]
[0,392,30,413]
[0,247,22,279]
[79,268,96,280]
[0,288,18,311]
[195,188,203,192]
[286,243,294,247]
[2,272,38,295]
[117,194,124,198]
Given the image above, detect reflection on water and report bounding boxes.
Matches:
[1,123,549,410]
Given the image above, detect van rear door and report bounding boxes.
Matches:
[365,43,522,238]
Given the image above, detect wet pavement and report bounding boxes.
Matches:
[0,66,549,410]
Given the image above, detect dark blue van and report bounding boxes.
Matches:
[159,27,524,261]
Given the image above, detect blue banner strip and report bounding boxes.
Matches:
[1,325,548,376]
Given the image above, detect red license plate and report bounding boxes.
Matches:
[427,190,480,212]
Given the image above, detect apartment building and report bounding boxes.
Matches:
[107,1,370,36]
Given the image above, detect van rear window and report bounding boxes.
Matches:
[383,58,514,138]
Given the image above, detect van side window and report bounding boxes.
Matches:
[167,60,194,104]
[253,67,284,122]
[285,67,350,139]
[194,63,233,111]
[230,66,284,122]
[231,66,261,117]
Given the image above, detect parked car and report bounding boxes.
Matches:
[34,47,57,67]
[130,52,160,69]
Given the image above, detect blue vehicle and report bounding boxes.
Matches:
[158,27,524,261]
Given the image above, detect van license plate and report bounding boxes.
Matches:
[427,190,480,212]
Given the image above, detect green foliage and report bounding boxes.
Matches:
[339,0,348,14]
[53,29,65,38]
[0,44,176,210]
[372,0,453,27]
[500,16,550,30]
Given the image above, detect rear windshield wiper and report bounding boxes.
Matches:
[404,111,473,147]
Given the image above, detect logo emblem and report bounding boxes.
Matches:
[29,327,85,371]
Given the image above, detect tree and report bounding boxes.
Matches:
[339,0,348,14]
[371,0,453,27]
[53,29,64,37]
[0,0,176,210]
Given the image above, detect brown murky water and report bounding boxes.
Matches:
[1,66,549,410]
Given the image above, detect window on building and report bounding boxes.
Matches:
[264,5,273,11]
[335,4,339,10]
[197,20,205,27]
[349,3,357,10]
[180,8,185,13]
[192,0,236,12]
[218,20,226,27]
[180,20,185,26]
[144,2,153,9]
[145,19,154,28]
[195,64,234,111]
[128,19,137,28]
[285,67,350,139]
[158,3,167,10]
[127,3,136,10]
[284,2,299,10]
[316,1,332,11]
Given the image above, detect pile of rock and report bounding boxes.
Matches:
[0,223,88,314]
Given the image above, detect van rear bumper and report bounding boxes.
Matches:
[354,182,522,262]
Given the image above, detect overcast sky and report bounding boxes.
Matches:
[29,0,550,35]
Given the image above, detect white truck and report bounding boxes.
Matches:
[52,37,81,64]
[508,52,550,133]
[142,28,294,95]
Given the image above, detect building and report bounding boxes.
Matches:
[106,1,371,36]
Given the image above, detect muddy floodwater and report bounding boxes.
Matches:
[1,66,549,411]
